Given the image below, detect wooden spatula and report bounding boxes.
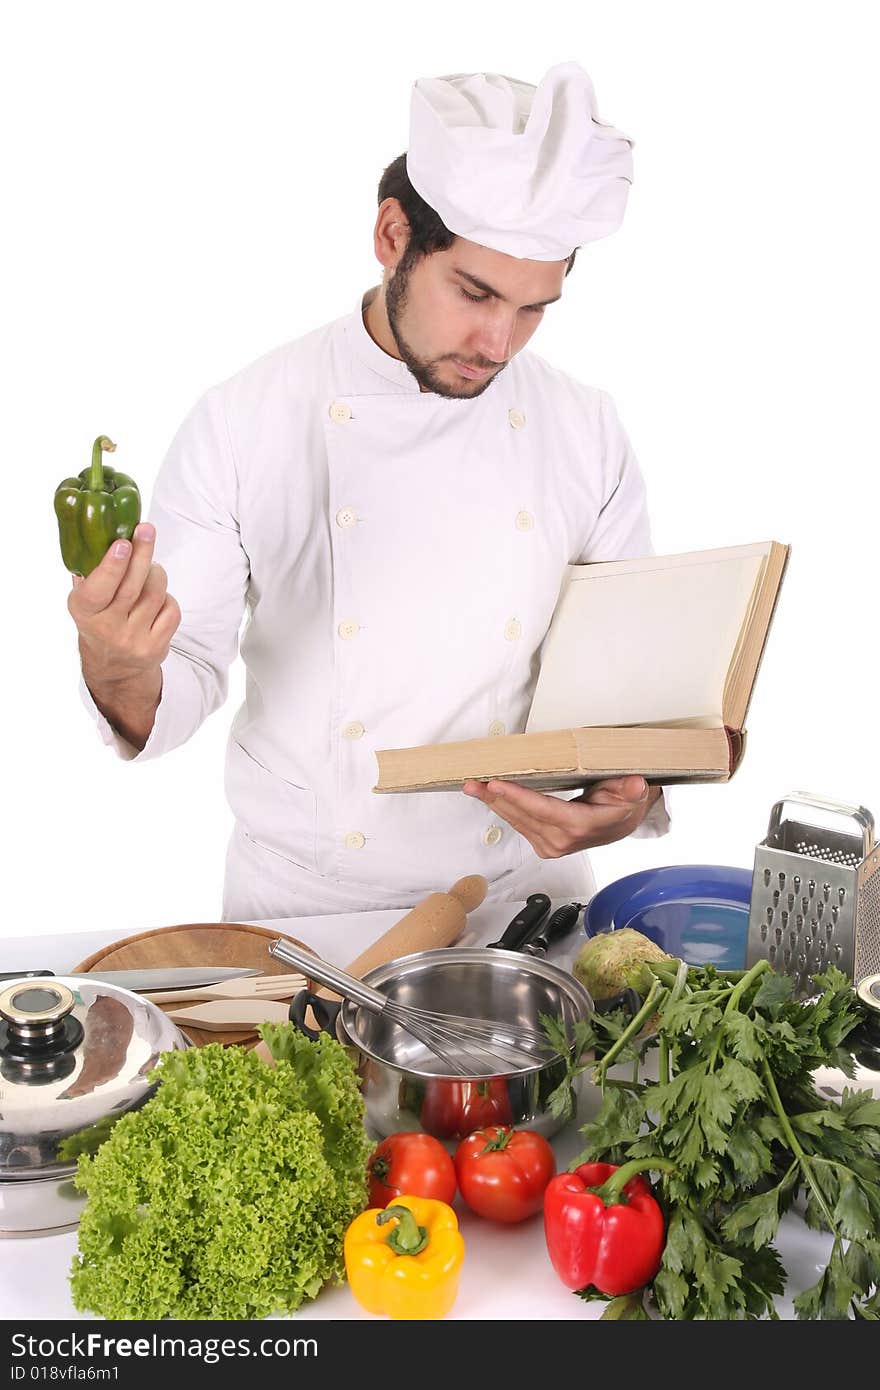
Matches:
[165,999,292,1032]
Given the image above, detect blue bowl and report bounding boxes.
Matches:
[584,864,752,970]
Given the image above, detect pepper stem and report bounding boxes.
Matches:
[89,435,116,491]
[376,1204,430,1256]
[594,1158,676,1205]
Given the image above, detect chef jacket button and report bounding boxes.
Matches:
[329,401,352,423]
[504,618,522,641]
[336,507,358,529]
[483,825,504,847]
[508,408,526,429]
[343,720,365,740]
[344,831,366,850]
[515,510,534,531]
[489,720,506,737]
[338,620,360,640]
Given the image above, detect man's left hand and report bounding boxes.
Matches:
[462,775,663,859]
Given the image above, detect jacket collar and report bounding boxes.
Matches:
[344,293,421,393]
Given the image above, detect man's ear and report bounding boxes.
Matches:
[373,197,411,269]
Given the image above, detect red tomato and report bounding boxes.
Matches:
[456,1080,513,1135]
[454,1125,556,1223]
[419,1079,513,1140]
[367,1132,457,1208]
[419,1081,463,1140]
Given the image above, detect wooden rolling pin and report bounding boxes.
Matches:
[315,873,487,1002]
[252,873,488,1064]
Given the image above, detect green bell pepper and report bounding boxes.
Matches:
[54,435,141,576]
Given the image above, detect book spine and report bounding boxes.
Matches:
[724,726,745,779]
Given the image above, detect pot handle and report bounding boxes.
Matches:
[289,988,342,1042]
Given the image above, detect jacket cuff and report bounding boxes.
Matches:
[78,653,183,763]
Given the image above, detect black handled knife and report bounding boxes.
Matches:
[486,893,553,951]
[520,901,586,957]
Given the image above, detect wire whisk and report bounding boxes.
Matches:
[269,939,557,1077]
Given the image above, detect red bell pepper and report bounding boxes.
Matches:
[543,1159,673,1295]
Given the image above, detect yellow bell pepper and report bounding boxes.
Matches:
[344,1194,464,1320]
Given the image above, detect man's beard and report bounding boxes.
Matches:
[385,250,506,400]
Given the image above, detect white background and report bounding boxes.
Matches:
[3,0,877,942]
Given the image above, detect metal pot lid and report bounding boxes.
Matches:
[0,975,188,1181]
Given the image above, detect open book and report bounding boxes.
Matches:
[373,540,790,794]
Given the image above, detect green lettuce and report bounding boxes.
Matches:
[69,1027,371,1320]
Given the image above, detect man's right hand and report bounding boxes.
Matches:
[67,522,181,749]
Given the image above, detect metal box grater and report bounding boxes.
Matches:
[746,791,880,996]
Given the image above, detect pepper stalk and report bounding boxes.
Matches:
[88,435,116,490]
[376,1204,430,1256]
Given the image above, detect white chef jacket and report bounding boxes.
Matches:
[82,297,670,918]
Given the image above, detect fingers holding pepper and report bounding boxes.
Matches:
[107,524,163,617]
[69,524,180,680]
[68,522,155,617]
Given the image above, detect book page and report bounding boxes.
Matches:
[525,543,769,732]
[723,541,789,729]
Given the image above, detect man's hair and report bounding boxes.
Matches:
[378,154,578,273]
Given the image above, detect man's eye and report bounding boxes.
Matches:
[459,286,545,314]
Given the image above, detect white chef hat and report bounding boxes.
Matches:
[405,61,633,261]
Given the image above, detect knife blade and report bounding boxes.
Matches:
[485,893,552,951]
[0,967,263,993]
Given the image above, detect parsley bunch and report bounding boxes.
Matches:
[548,961,880,1319]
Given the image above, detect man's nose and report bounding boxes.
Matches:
[472,312,517,365]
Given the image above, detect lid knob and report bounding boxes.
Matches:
[0,980,76,1049]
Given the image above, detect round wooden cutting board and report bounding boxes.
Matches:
[72,921,319,1049]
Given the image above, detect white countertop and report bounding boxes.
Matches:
[1,902,869,1322]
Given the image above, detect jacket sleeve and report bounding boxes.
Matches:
[578,390,671,840]
[79,386,249,762]
[576,391,653,564]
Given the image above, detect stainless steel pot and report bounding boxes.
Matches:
[291,947,594,1140]
[0,976,189,1236]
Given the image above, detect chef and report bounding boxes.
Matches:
[67,61,670,920]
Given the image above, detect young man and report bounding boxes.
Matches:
[67,62,669,920]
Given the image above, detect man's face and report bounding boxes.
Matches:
[385,238,569,399]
